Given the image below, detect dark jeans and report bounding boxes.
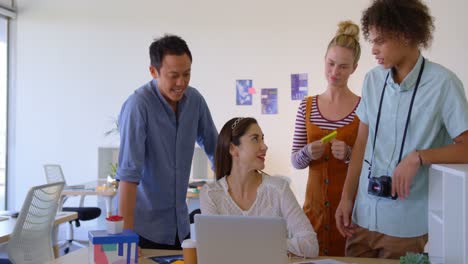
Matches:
[138,232,190,250]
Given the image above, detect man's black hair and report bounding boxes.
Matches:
[149,34,192,72]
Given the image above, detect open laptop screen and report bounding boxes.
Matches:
[195,214,288,264]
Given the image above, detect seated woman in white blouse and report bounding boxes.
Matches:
[200,117,319,258]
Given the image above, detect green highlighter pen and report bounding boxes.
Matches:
[321,130,337,143]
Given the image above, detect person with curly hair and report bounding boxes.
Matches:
[291,20,361,256]
[335,0,468,259]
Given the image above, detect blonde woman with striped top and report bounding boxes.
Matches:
[291,20,361,256]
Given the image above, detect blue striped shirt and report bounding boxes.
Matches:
[116,79,217,244]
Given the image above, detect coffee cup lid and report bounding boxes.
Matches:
[181,239,197,248]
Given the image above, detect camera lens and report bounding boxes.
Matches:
[368,176,397,200]
[371,181,383,195]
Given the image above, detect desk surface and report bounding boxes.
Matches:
[0,211,78,244]
[187,190,200,198]
[51,248,399,264]
[62,180,118,217]
[65,180,201,198]
[62,180,117,196]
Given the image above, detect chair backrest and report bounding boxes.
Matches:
[7,182,64,264]
[43,164,66,184]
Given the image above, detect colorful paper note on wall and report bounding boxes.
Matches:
[236,79,253,105]
[291,73,308,100]
[261,88,278,115]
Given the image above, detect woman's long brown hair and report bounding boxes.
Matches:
[214,117,258,180]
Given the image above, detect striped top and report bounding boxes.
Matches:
[291,95,359,169]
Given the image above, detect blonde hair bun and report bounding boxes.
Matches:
[336,20,360,42]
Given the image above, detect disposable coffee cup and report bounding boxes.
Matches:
[181,239,197,264]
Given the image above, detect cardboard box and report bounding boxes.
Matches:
[89,229,139,264]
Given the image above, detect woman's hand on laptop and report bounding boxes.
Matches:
[335,199,356,238]
[287,251,303,260]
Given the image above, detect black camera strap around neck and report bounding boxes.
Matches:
[367,57,425,178]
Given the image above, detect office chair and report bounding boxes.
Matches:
[0,182,65,264]
[43,164,101,254]
[189,209,201,224]
[187,208,201,240]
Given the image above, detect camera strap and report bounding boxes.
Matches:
[367,57,426,178]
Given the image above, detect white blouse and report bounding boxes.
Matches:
[200,174,319,258]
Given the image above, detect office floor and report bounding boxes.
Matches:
[56,215,104,256]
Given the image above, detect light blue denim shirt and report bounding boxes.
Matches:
[354,55,468,237]
[116,79,218,244]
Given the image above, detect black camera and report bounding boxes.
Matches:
[367,176,398,200]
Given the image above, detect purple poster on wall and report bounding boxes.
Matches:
[236,79,253,105]
[291,73,308,100]
[261,88,278,115]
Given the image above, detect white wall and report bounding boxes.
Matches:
[7,0,468,209]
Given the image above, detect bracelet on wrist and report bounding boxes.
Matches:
[344,145,352,163]
[416,150,424,166]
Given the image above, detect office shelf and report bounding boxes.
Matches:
[428,164,468,264]
[429,210,443,224]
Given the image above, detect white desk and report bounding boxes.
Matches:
[63,180,201,218]
[0,211,77,244]
[62,180,117,217]
[0,211,78,258]
[51,247,399,264]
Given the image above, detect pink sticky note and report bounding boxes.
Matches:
[248,87,256,94]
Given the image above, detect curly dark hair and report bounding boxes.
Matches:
[361,0,435,49]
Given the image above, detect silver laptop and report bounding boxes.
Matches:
[195,214,288,264]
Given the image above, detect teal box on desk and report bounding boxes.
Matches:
[88,230,139,264]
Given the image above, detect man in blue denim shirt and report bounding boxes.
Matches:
[116,35,218,250]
